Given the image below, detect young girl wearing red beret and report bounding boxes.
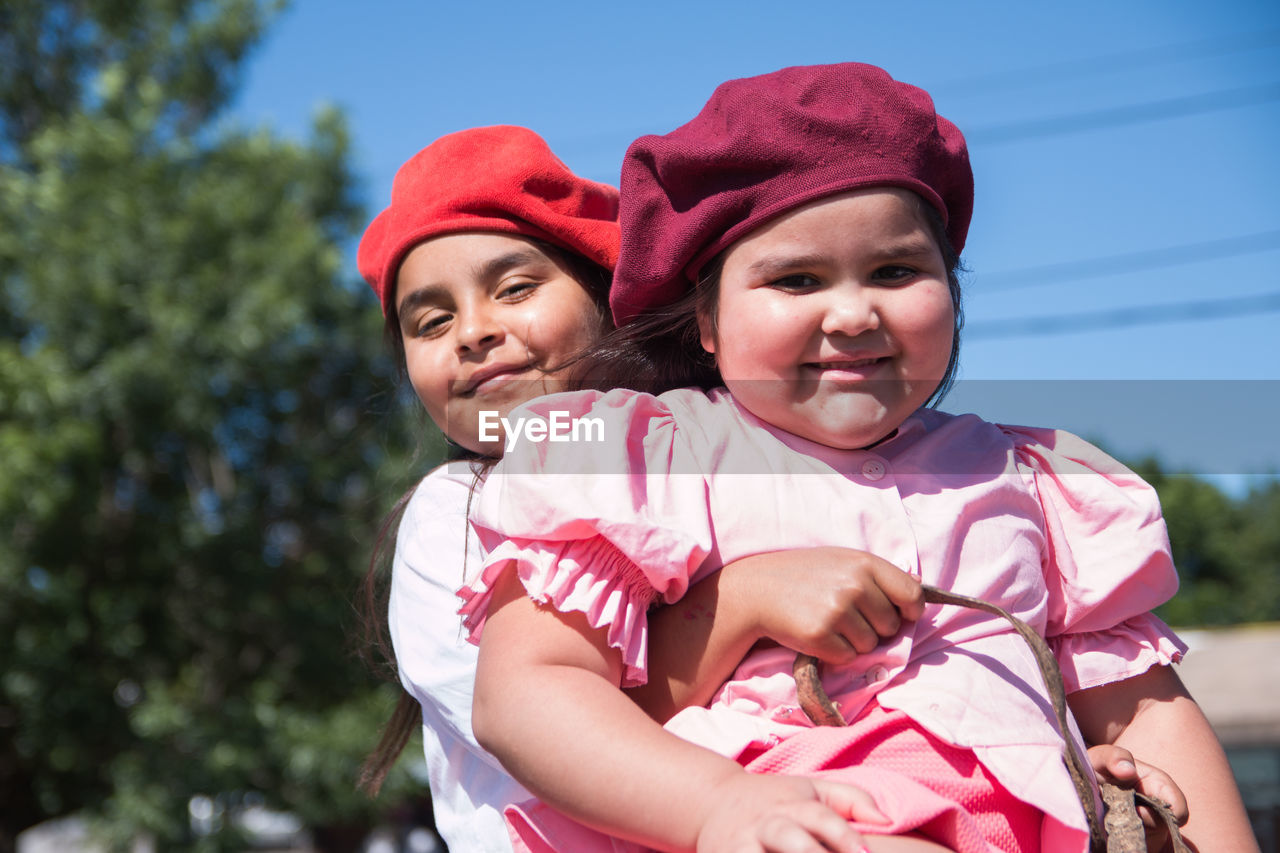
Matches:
[355,125,619,851]
[460,66,1254,852]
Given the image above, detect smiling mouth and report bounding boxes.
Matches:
[802,356,888,373]
[458,362,539,397]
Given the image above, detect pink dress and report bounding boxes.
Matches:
[459,387,1186,853]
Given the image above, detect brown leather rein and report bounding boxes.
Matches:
[791,585,1189,853]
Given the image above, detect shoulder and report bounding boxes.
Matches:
[491,386,724,479]
[469,387,721,564]
[513,385,720,421]
[395,462,484,570]
[404,461,479,518]
[997,422,1149,486]
[992,422,1168,553]
[918,409,1140,477]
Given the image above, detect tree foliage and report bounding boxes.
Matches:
[0,1,433,849]
[1134,461,1280,628]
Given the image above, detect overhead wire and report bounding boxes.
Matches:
[965,291,1280,339]
[932,29,1280,97]
[934,29,1280,339]
[967,82,1280,145]
[975,229,1280,291]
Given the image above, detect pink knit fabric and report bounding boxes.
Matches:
[743,703,1042,853]
[503,703,1040,853]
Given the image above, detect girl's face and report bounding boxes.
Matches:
[395,233,606,456]
[700,188,955,450]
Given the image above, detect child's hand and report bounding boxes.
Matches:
[730,547,924,665]
[695,771,885,853]
[1088,743,1189,850]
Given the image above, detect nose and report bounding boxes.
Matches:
[454,302,505,355]
[820,284,879,338]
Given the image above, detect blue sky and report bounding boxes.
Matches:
[231,0,1279,485]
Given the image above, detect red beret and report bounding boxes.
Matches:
[358,125,620,314]
[611,63,972,325]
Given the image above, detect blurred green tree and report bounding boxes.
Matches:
[0,1,433,850]
[1134,460,1280,628]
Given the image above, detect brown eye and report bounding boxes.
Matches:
[415,313,451,338]
[498,281,538,301]
[871,265,916,285]
[769,274,822,292]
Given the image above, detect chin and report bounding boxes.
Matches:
[823,429,891,451]
[811,410,898,450]
[780,417,888,451]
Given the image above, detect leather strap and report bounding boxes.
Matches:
[793,585,1189,852]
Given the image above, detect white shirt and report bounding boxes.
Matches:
[389,463,527,852]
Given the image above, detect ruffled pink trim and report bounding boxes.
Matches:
[1051,612,1188,692]
[457,535,662,687]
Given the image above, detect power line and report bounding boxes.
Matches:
[934,29,1280,97]
[975,229,1280,291]
[569,33,1280,182]
[966,291,1280,339]
[968,82,1280,145]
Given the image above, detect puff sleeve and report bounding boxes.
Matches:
[1007,425,1187,692]
[458,388,714,687]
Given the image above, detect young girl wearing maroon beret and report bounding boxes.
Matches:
[461,65,1252,853]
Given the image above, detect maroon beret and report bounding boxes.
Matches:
[611,63,972,325]
[358,125,620,314]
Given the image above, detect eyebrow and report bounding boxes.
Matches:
[744,238,939,279]
[744,253,829,279]
[396,247,555,323]
[472,247,554,282]
[396,283,449,322]
[867,238,940,263]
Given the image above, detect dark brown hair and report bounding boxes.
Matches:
[356,238,612,796]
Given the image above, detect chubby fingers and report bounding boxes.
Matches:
[1086,744,1188,823]
[699,775,884,853]
[1087,743,1139,785]
[1085,744,1189,838]
[1132,758,1189,826]
[819,554,923,661]
[750,779,887,853]
[811,778,889,825]
[837,554,924,637]
[749,801,872,853]
[868,557,925,623]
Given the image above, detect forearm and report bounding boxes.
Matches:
[628,563,763,721]
[1070,665,1259,852]
[472,572,749,851]
[632,547,924,723]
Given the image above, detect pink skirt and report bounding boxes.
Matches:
[740,702,1043,852]
[507,702,1044,853]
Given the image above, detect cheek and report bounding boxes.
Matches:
[558,311,605,353]
[717,297,809,373]
[710,291,756,356]
[529,293,605,356]
[901,287,956,367]
[405,347,451,424]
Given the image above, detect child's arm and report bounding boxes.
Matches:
[630,548,924,721]
[1070,664,1259,853]
[472,568,888,853]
